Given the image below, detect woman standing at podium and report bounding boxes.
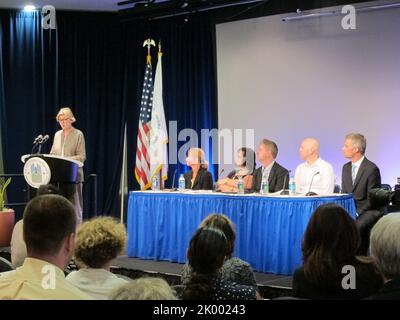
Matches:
[50,107,86,226]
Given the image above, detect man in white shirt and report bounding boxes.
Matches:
[295,138,335,195]
[0,195,91,300]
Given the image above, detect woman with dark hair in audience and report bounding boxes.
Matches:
[181,214,256,287]
[292,203,383,299]
[217,147,256,192]
[182,227,261,300]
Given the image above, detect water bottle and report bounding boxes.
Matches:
[178,174,185,192]
[289,176,296,196]
[260,176,269,194]
[237,176,244,194]
[152,175,159,191]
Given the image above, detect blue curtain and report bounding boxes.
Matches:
[0,11,58,219]
[0,10,218,218]
[0,11,126,219]
[56,12,126,217]
[123,15,218,190]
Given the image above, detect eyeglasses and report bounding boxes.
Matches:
[58,118,70,122]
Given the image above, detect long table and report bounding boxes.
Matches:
[126,191,356,275]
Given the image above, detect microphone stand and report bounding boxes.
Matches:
[170,168,178,191]
[31,142,40,154]
[305,172,320,196]
[213,168,225,192]
[31,135,43,154]
[280,170,291,195]
[37,142,44,154]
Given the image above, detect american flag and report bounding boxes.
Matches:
[135,60,154,190]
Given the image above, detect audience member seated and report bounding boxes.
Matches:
[184,148,213,190]
[66,217,129,299]
[110,277,177,300]
[217,147,255,192]
[292,203,382,299]
[10,184,61,269]
[181,214,256,287]
[10,220,25,269]
[182,227,261,300]
[368,214,400,299]
[0,194,91,299]
[0,257,14,273]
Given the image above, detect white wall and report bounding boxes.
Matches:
[216,0,400,186]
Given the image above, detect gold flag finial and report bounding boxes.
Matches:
[143,39,156,64]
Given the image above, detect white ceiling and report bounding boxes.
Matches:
[0,0,130,12]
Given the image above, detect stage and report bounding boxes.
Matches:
[126,191,357,275]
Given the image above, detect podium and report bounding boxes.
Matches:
[21,154,83,200]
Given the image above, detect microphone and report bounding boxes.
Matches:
[33,134,43,145]
[214,168,225,192]
[37,134,49,154]
[40,134,49,144]
[170,168,178,191]
[305,171,320,196]
[280,170,291,195]
[31,134,43,153]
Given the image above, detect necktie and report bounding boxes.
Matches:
[351,164,357,184]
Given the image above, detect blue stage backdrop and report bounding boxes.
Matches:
[0,10,218,219]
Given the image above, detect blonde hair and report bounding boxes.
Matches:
[74,217,126,268]
[110,277,177,300]
[189,148,208,169]
[56,107,76,123]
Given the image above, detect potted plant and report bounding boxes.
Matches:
[0,177,15,247]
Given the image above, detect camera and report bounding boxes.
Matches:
[369,187,400,210]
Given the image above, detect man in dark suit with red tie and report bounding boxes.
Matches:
[341,133,381,254]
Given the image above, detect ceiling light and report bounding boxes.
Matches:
[23,5,36,12]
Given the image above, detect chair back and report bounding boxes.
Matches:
[0,257,14,273]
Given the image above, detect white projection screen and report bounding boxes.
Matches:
[216,0,400,186]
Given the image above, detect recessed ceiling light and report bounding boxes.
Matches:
[23,5,36,12]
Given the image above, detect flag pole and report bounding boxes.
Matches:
[143,39,156,64]
[136,39,156,190]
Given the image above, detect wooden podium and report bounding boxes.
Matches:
[21,154,83,200]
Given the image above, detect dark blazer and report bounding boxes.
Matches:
[368,278,400,300]
[341,157,381,215]
[184,167,213,190]
[251,161,289,193]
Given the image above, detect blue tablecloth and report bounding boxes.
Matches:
[126,192,356,275]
